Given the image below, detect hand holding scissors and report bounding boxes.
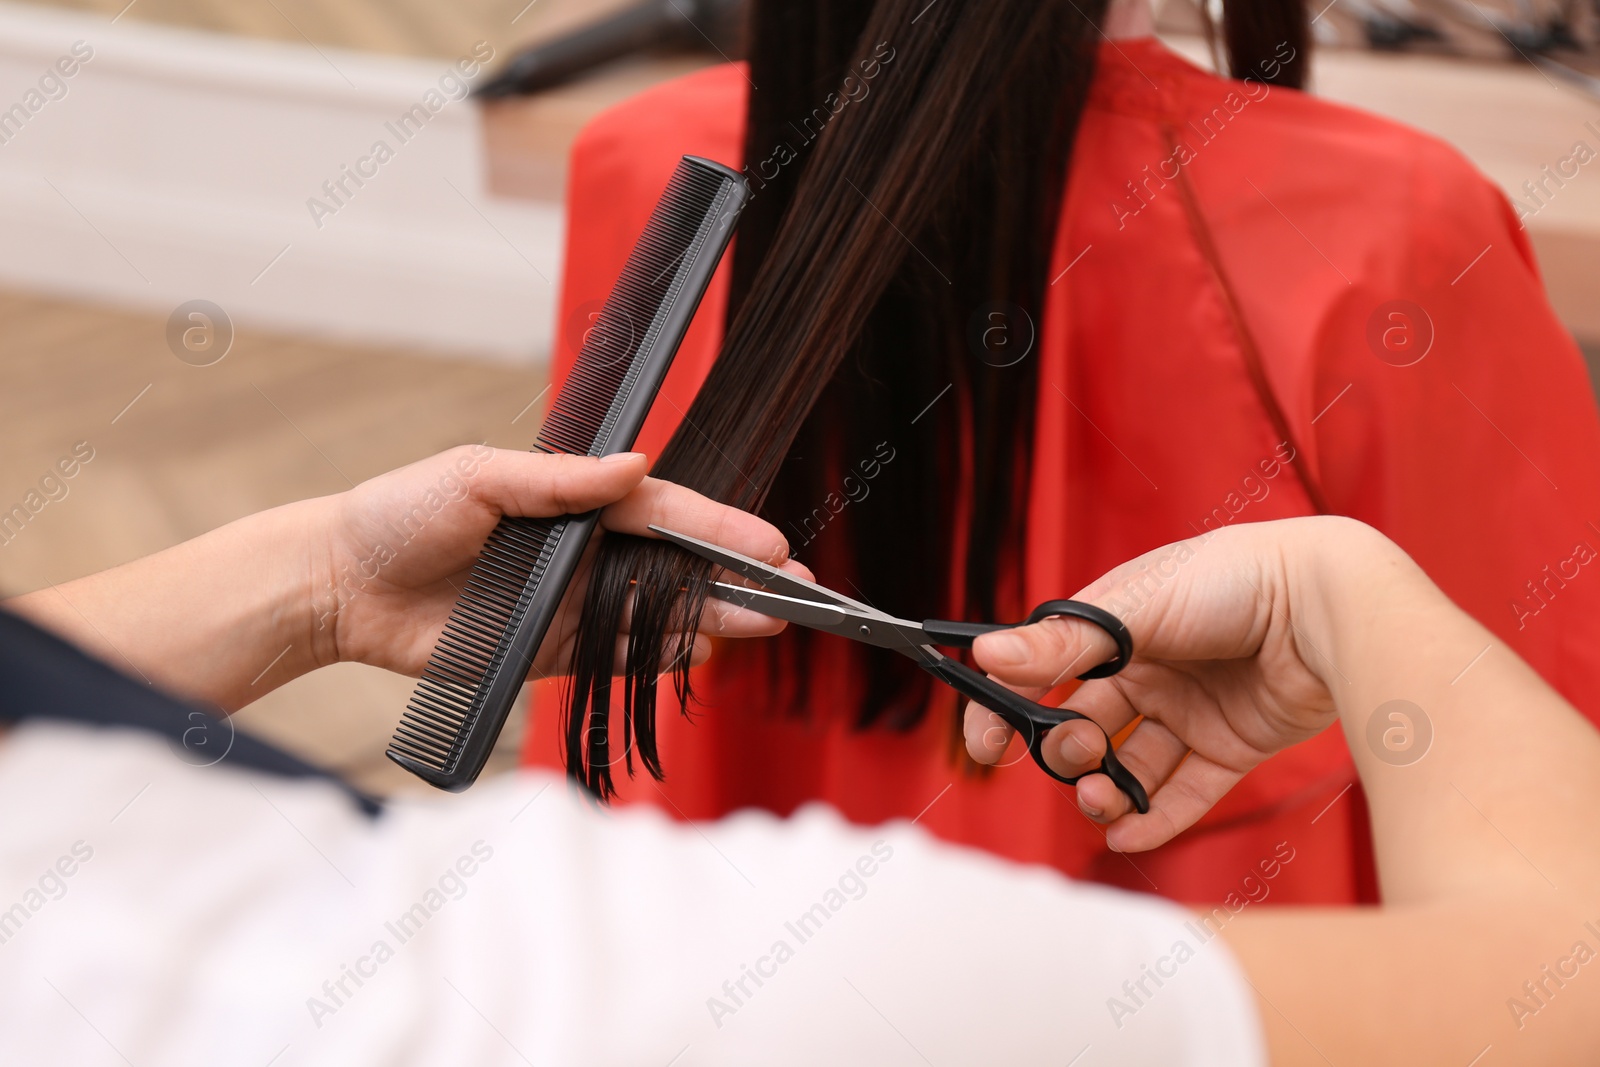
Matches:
[651,525,1150,814]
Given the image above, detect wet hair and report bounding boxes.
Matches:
[562,0,1310,797]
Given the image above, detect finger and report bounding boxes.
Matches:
[689,634,712,668]
[1050,663,1225,822]
[973,614,1121,690]
[604,571,810,639]
[962,703,1014,765]
[1063,668,1147,733]
[995,533,1281,671]
[691,557,817,636]
[603,476,790,568]
[1071,717,1189,822]
[962,667,1059,765]
[601,633,712,676]
[694,592,791,638]
[1028,669,1147,782]
[1038,718,1109,781]
[1103,754,1247,853]
[467,448,652,517]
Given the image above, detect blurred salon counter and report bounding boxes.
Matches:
[1307,47,1600,347]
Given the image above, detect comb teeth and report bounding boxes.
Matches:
[389,516,559,772]
[537,163,728,457]
[387,156,748,791]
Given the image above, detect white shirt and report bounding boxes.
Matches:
[0,721,1265,1066]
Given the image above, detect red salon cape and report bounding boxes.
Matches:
[523,39,1600,905]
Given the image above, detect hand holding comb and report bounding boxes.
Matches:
[388,156,749,790]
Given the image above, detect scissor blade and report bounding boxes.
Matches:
[648,524,876,613]
[709,582,854,634]
[710,582,927,650]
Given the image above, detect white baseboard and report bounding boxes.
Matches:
[0,2,560,364]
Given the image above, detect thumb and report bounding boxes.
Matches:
[973,615,1120,690]
[470,449,650,518]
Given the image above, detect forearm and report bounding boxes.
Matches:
[1302,523,1600,901]
[3,497,330,712]
[1223,524,1600,1065]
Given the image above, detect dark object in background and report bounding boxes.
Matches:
[475,0,746,97]
[1361,3,1448,50]
[1156,0,1600,74]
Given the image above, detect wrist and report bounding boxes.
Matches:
[191,496,331,707]
[1297,517,1449,721]
[290,493,345,673]
[160,493,335,707]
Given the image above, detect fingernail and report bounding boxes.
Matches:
[1082,804,1104,819]
[1061,731,1094,763]
[601,452,645,464]
[981,632,1028,665]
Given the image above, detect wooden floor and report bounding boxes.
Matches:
[0,290,546,794]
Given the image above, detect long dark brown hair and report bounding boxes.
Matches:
[562,0,1309,798]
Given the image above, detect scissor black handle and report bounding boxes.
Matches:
[922,599,1133,680]
[925,656,1149,814]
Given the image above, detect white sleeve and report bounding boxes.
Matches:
[0,723,1265,1067]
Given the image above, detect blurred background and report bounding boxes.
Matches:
[0,0,1595,793]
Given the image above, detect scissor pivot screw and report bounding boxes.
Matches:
[858,624,871,637]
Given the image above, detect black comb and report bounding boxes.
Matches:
[388,155,749,791]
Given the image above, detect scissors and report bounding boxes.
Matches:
[649,525,1150,814]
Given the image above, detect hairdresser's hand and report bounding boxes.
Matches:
[313,446,805,680]
[962,517,1428,852]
